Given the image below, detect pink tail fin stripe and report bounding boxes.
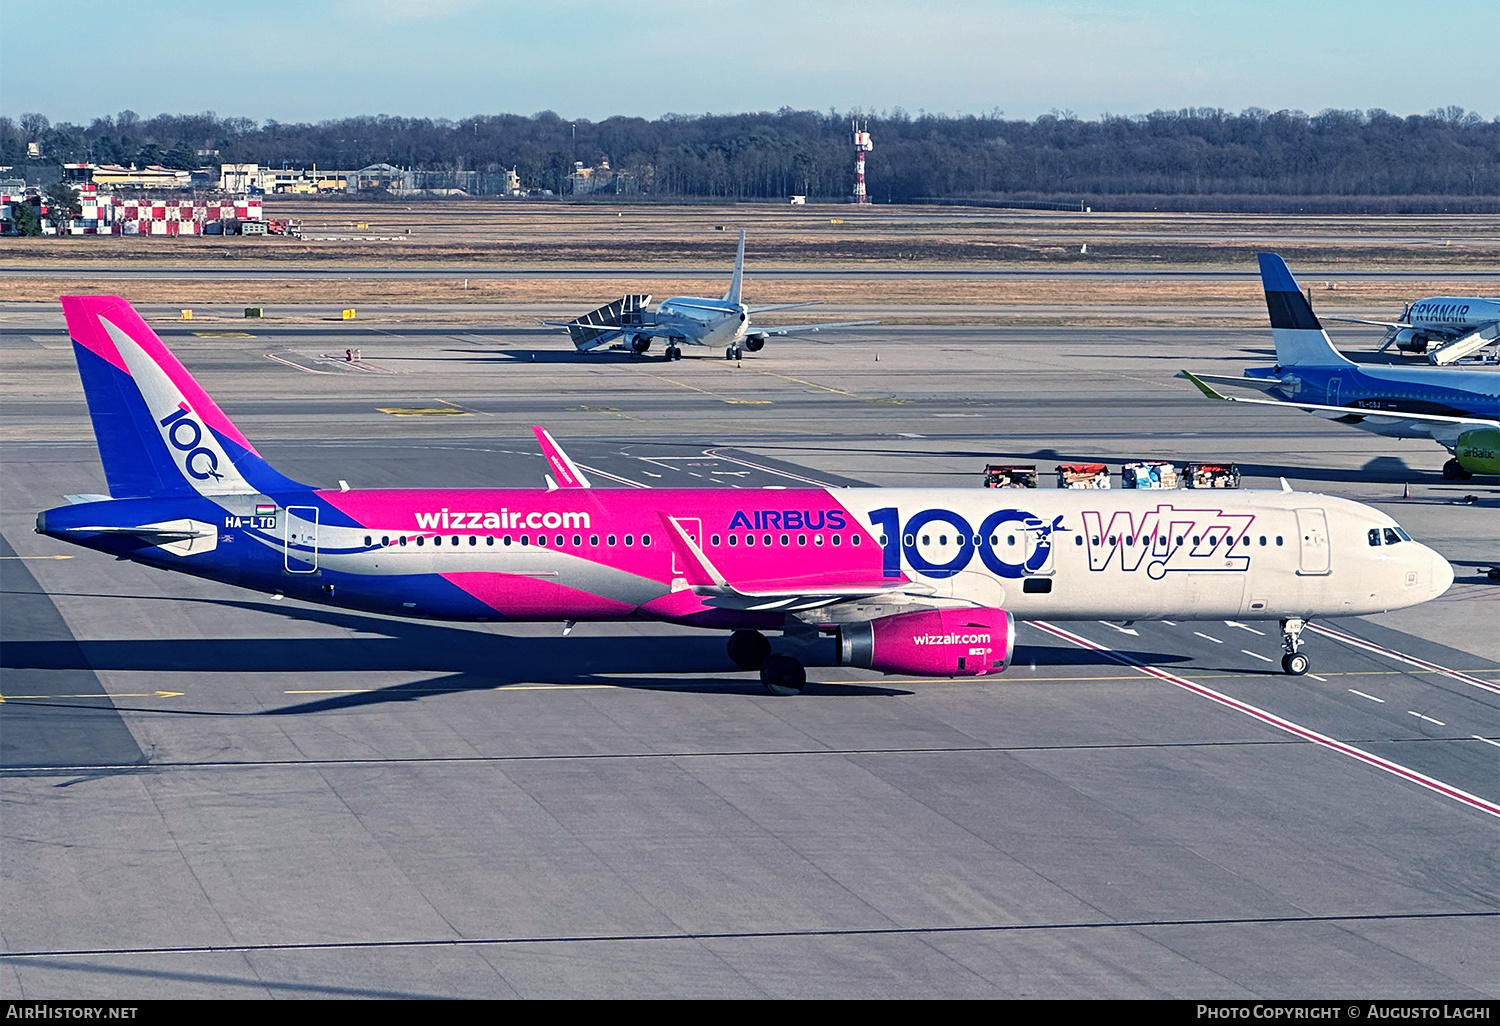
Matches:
[61,295,260,454]
[533,426,592,489]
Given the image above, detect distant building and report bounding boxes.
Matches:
[565,159,637,197]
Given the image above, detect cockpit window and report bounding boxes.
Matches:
[1368,529,1382,547]
[1383,527,1405,545]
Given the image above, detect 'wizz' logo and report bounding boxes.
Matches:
[1081,505,1254,578]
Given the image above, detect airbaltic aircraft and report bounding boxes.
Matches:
[38,296,1453,692]
[1182,254,1500,480]
[546,229,876,360]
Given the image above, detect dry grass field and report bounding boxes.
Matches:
[3,200,1495,318]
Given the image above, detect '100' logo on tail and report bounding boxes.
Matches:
[159,403,223,481]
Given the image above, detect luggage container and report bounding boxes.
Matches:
[1122,461,1180,489]
[1056,463,1110,489]
[1183,462,1241,488]
[982,464,1038,488]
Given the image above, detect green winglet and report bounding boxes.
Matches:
[1178,370,1231,400]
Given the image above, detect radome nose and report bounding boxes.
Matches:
[1431,551,1455,598]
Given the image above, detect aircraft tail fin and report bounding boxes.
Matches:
[723,229,745,305]
[1258,253,1354,369]
[61,296,308,499]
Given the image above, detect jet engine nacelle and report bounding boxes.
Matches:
[743,335,766,352]
[628,335,652,354]
[1456,426,1500,476]
[1393,328,1431,354]
[838,608,1015,677]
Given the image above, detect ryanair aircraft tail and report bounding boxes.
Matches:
[1258,253,1355,370]
[61,296,308,499]
[722,228,746,306]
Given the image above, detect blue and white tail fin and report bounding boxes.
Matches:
[1259,253,1355,369]
[61,296,309,499]
[723,229,746,306]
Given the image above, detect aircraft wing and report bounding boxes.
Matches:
[539,322,693,351]
[1325,316,1474,347]
[747,301,823,314]
[1178,371,1499,429]
[749,320,880,337]
[1325,316,1411,330]
[656,512,919,612]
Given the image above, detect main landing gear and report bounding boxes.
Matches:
[1442,458,1473,481]
[725,344,742,361]
[727,629,805,695]
[663,345,682,361]
[1280,618,1310,675]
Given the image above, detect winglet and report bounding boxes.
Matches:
[656,511,728,589]
[723,228,745,306]
[532,426,592,489]
[1178,370,1231,400]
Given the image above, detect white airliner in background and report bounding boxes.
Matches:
[547,229,878,360]
[1331,295,1500,364]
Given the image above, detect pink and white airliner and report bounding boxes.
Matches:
[36,296,1454,693]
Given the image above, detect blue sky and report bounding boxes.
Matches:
[4,0,1495,125]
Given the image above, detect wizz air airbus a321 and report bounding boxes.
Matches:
[38,297,1454,692]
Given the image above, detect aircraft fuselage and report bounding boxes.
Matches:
[38,487,1451,628]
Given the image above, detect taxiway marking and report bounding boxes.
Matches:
[1030,620,1500,819]
[1308,623,1500,696]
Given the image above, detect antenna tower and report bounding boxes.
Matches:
[852,119,873,204]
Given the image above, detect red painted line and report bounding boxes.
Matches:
[1306,623,1500,695]
[1029,620,1500,819]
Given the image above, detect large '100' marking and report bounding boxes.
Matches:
[868,507,1064,579]
[158,403,224,481]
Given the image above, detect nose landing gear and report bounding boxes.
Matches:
[1280,618,1310,675]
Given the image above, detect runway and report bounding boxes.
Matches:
[1,311,1495,998]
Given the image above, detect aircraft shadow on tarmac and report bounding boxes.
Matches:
[2,594,1191,713]
[442,348,729,364]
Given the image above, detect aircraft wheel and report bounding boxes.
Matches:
[760,654,806,696]
[1281,652,1310,676]
[1442,459,1472,481]
[727,629,771,671]
[725,346,736,360]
